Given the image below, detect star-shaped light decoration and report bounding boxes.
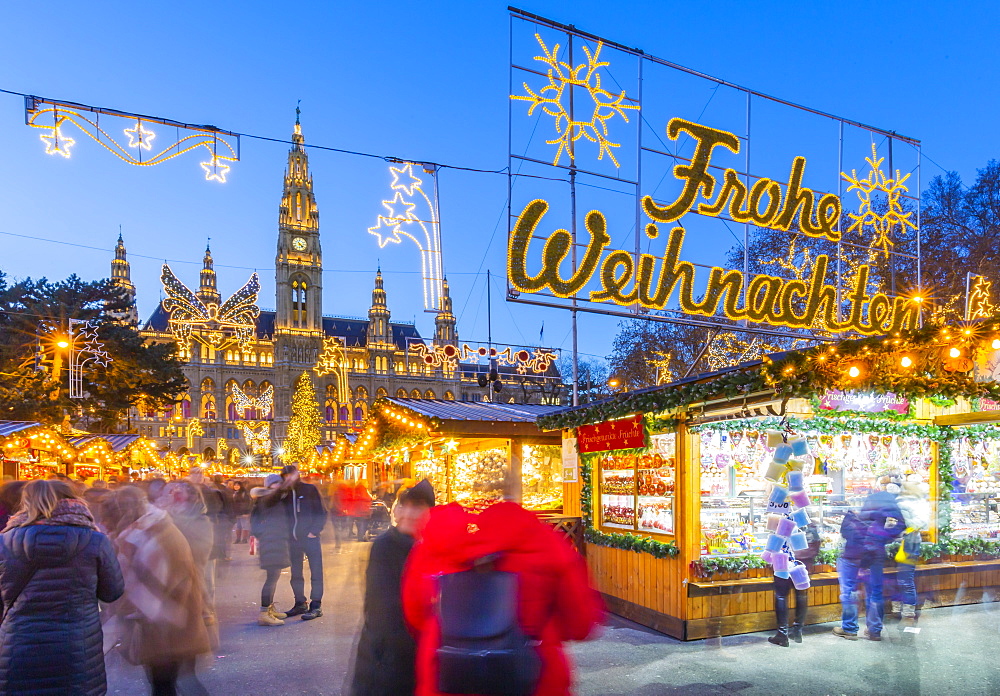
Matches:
[367,215,403,248]
[40,125,75,158]
[201,155,231,183]
[124,120,156,150]
[389,162,423,196]
[442,439,459,453]
[382,191,417,226]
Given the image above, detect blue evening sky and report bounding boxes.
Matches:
[1,1,998,364]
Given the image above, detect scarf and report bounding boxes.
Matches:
[3,498,97,532]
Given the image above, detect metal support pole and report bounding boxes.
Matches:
[569,33,580,407]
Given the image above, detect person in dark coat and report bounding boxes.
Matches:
[0,479,125,696]
[0,480,25,530]
[280,465,327,620]
[834,480,905,641]
[231,480,252,544]
[250,474,292,626]
[350,479,435,696]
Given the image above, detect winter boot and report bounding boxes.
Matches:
[768,590,789,647]
[268,604,287,620]
[891,600,901,617]
[284,601,309,618]
[258,609,284,626]
[302,601,323,621]
[789,588,809,643]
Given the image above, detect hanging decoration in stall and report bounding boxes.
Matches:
[25,95,240,181]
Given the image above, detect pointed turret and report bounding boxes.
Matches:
[434,278,458,347]
[367,268,392,349]
[109,233,139,325]
[278,111,319,232]
[198,244,221,306]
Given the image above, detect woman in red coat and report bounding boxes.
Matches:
[402,501,604,696]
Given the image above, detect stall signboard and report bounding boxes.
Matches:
[577,414,645,454]
[972,397,1000,412]
[818,390,908,414]
[562,436,579,482]
[506,10,922,339]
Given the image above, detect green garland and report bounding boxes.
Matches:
[537,320,1000,431]
[578,454,680,559]
[691,553,767,577]
[693,415,943,440]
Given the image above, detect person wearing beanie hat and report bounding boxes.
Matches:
[350,479,435,695]
[250,474,293,626]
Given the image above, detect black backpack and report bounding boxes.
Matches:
[436,557,542,696]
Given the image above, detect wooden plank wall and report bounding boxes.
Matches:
[585,543,687,622]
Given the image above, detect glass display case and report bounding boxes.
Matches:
[698,427,936,556]
[948,436,1000,539]
[597,433,676,535]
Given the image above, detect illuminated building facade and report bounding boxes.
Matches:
[120,118,560,462]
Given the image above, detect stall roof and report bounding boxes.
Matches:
[0,421,45,438]
[68,434,143,452]
[541,361,759,421]
[381,399,563,423]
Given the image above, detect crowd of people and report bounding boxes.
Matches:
[0,467,607,696]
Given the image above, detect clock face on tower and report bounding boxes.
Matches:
[292,237,307,251]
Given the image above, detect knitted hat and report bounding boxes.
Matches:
[264,473,282,487]
[399,478,436,507]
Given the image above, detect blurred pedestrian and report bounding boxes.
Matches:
[328,476,349,551]
[0,479,124,696]
[250,474,293,626]
[0,480,26,530]
[348,479,373,541]
[402,498,604,696]
[211,474,236,561]
[351,479,435,696]
[231,480,252,544]
[834,478,906,641]
[186,467,223,602]
[157,480,218,649]
[104,486,211,696]
[280,465,327,620]
[894,481,931,626]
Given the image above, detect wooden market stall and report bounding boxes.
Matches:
[348,399,566,512]
[67,434,153,480]
[546,326,1000,640]
[0,421,77,480]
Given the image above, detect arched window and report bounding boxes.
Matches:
[376,387,388,399]
[444,391,455,401]
[200,378,216,419]
[291,277,308,327]
[424,390,435,400]
[397,388,407,398]
[180,398,191,418]
[325,404,336,422]
[411,389,421,399]
[354,404,365,421]
[339,405,350,422]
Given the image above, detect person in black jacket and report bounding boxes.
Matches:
[350,479,435,696]
[0,479,125,696]
[280,465,327,620]
[250,474,293,626]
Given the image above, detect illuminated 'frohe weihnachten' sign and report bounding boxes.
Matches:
[508,117,919,336]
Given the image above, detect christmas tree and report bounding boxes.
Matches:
[284,371,322,467]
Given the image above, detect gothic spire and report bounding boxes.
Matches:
[279,111,318,231]
[109,234,138,325]
[198,243,221,305]
[434,277,458,347]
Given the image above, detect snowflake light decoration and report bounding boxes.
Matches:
[841,143,917,256]
[511,33,639,167]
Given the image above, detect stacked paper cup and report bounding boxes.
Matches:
[761,434,813,590]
